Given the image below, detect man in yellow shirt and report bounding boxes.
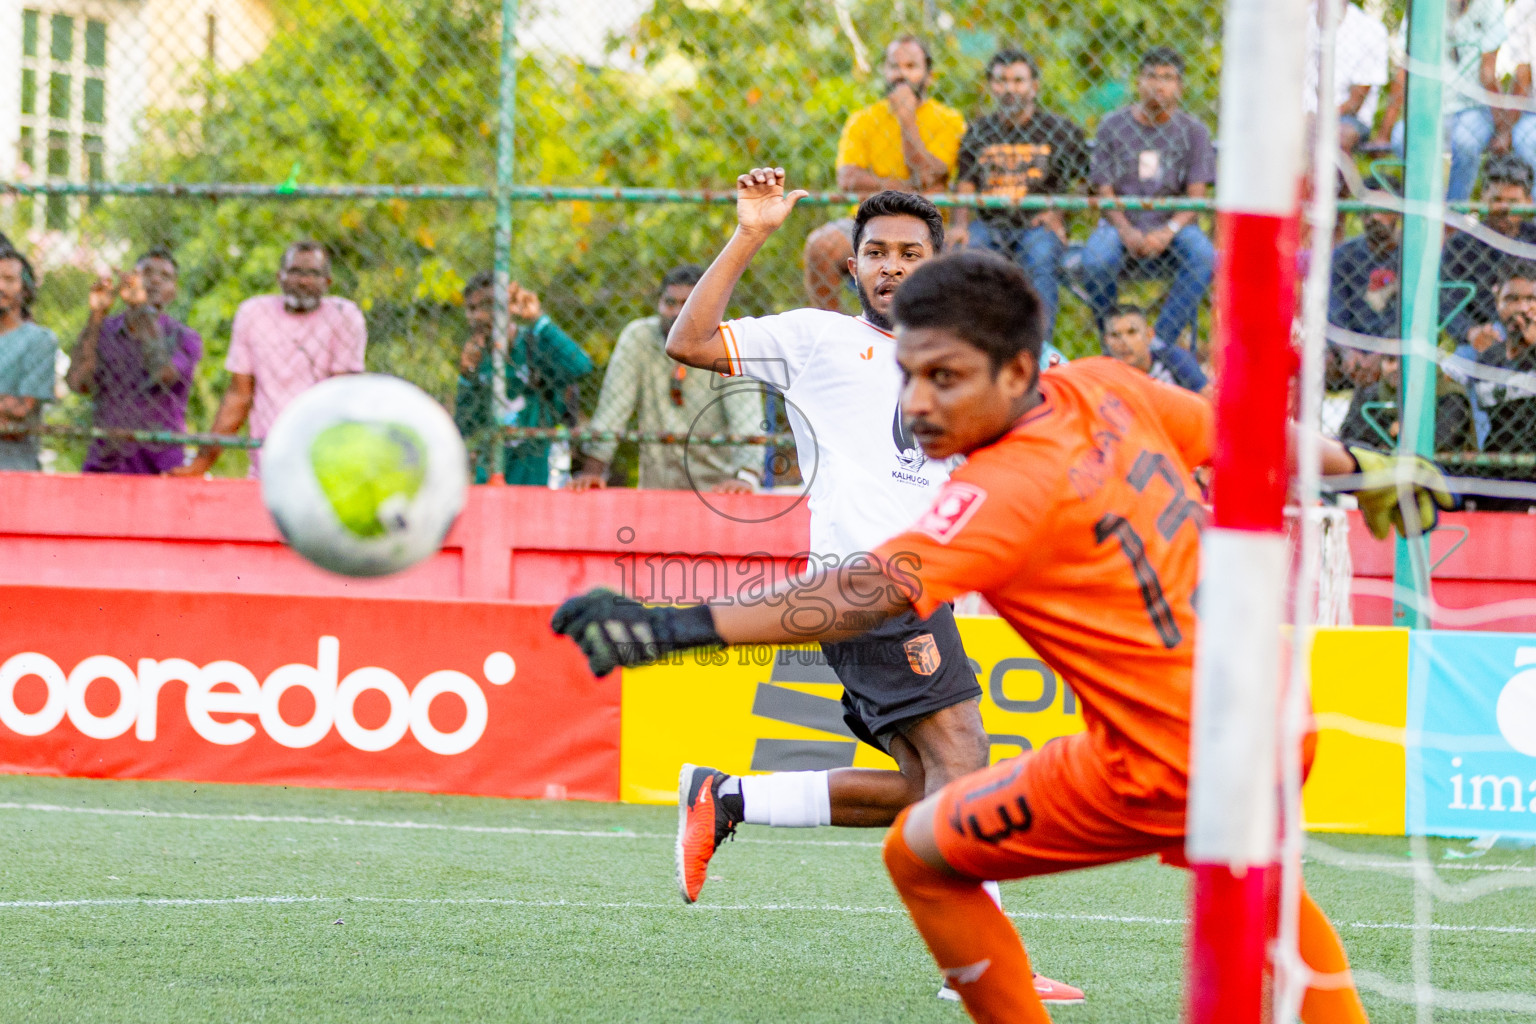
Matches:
[804,35,965,311]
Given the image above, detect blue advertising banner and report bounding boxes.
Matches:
[1407,632,1536,839]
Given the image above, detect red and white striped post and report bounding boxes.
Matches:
[1185,2,1307,1023]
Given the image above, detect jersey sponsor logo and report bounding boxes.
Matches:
[859,346,874,360]
[915,483,988,543]
[903,633,942,676]
[891,407,928,474]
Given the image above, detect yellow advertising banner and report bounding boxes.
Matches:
[622,620,1412,839]
[620,616,1085,804]
[1302,627,1409,835]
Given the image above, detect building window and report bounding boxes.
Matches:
[23,9,40,57]
[47,130,70,178]
[85,20,106,68]
[17,9,110,236]
[49,72,71,119]
[50,13,73,62]
[83,134,104,208]
[84,78,104,123]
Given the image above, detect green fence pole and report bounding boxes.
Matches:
[1394,0,1446,628]
[490,0,520,483]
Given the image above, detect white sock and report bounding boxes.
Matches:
[738,771,832,827]
[983,879,1002,909]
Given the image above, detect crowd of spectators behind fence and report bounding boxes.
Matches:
[7,4,1536,508]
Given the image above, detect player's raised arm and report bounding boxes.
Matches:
[665,167,809,371]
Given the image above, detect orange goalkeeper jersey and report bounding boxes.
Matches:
[875,357,1214,804]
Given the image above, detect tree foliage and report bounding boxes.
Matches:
[23,0,1235,472]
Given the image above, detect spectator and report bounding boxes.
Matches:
[1100,304,1211,397]
[454,274,592,486]
[951,48,1090,344]
[1471,264,1536,509]
[1371,0,1506,203]
[1505,0,1536,175]
[1305,1,1390,154]
[1442,158,1536,349]
[1328,183,1403,350]
[1436,161,1536,445]
[66,248,202,474]
[1079,46,1217,351]
[1337,349,1475,454]
[570,265,763,493]
[802,35,965,312]
[0,246,57,472]
[172,240,365,477]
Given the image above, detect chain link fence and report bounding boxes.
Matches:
[0,0,1532,505]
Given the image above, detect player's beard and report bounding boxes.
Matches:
[854,277,894,332]
[283,292,322,314]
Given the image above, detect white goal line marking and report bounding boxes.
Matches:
[0,893,1530,936]
[1354,970,1536,1015]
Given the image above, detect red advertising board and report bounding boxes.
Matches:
[0,586,618,800]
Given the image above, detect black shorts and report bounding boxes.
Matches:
[819,603,982,753]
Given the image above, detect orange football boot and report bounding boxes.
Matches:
[675,764,740,904]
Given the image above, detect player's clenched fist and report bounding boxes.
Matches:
[551,588,724,677]
[735,167,811,239]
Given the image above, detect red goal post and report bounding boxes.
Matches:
[1186,1,1309,1023]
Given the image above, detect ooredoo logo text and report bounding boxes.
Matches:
[0,637,517,755]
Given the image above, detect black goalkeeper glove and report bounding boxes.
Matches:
[1342,446,1457,541]
[550,588,725,677]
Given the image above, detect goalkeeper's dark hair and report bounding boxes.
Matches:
[0,245,38,320]
[891,250,1043,377]
[853,190,945,255]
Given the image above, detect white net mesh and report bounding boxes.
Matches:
[1284,2,1536,1020]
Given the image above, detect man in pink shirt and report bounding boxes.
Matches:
[172,239,366,476]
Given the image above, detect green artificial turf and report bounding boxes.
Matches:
[0,774,1532,1022]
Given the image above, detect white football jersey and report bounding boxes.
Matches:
[720,309,952,559]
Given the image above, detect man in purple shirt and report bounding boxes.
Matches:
[1078,47,1217,352]
[66,247,202,474]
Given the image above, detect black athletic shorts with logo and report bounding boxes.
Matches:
[819,603,982,753]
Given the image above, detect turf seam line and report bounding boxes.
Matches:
[0,802,889,847]
[1,894,1531,934]
[7,803,1536,867]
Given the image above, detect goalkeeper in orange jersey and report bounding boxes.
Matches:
[552,250,1450,1022]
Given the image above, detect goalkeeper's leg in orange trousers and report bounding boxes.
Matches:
[882,809,1370,1024]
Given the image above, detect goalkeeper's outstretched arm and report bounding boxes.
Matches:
[551,558,914,677]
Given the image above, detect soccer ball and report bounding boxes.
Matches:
[260,374,468,577]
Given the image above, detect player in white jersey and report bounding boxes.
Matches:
[657,167,1081,1004]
